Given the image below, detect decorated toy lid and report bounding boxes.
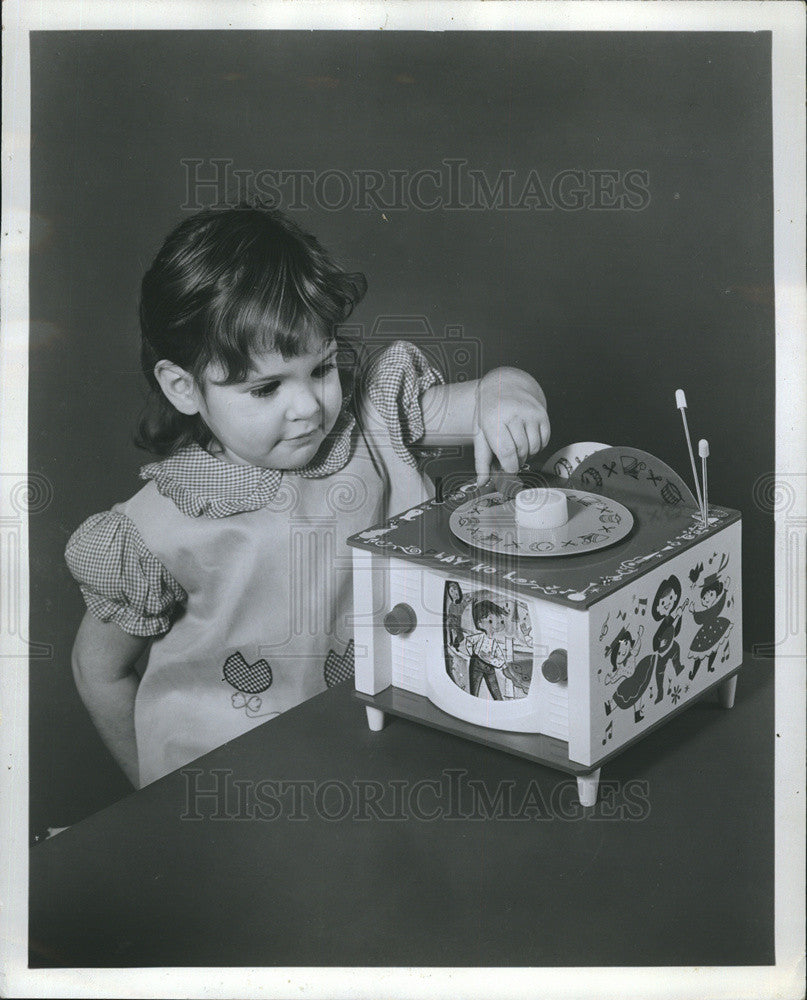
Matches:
[449,488,634,557]
[348,445,738,610]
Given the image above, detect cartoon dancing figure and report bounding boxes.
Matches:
[463,599,514,701]
[651,576,689,704]
[688,559,733,680]
[605,625,652,722]
[444,581,464,650]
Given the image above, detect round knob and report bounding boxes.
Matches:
[541,648,568,683]
[384,603,417,636]
[515,488,569,530]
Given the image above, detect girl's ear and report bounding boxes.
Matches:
[153,360,202,416]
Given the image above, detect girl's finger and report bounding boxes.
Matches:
[491,423,521,474]
[506,419,530,467]
[524,419,544,458]
[539,413,551,452]
[474,428,494,488]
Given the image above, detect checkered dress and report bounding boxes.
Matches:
[65,341,446,784]
[65,340,444,638]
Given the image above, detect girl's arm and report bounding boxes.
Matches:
[420,368,550,487]
[71,611,148,787]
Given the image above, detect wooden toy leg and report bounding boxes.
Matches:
[576,769,601,808]
[365,706,386,731]
[718,674,738,709]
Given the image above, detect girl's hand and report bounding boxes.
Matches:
[474,368,551,487]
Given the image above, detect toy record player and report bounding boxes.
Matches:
[347,422,742,806]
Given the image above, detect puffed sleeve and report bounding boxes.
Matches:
[65,509,187,637]
[364,340,445,467]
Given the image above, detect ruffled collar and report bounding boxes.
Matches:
[140,404,357,518]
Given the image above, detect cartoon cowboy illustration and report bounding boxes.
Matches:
[462,599,514,700]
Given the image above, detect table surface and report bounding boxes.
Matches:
[29,657,774,968]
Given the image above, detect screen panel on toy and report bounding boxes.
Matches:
[442,580,535,701]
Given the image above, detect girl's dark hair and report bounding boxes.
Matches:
[135,203,367,455]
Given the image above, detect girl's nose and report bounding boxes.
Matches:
[287,383,320,422]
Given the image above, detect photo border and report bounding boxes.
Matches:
[2,2,804,997]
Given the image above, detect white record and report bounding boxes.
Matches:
[449,488,634,557]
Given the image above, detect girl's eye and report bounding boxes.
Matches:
[250,382,280,399]
[248,359,335,398]
[312,360,337,379]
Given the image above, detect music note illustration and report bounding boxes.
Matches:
[602,720,614,745]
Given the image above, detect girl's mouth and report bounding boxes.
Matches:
[286,428,319,442]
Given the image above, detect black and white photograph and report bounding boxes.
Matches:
[1,1,804,997]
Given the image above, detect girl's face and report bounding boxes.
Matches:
[617,637,631,662]
[194,339,343,469]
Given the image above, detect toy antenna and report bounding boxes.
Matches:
[675,389,704,516]
[699,439,710,527]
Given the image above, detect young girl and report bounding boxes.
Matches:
[65,204,550,787]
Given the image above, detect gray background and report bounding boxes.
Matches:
[29,30,774,830]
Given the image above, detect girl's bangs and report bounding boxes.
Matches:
[206,281,337,384]
[201,225,366,384]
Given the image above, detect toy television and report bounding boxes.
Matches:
[347,442,742,806]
